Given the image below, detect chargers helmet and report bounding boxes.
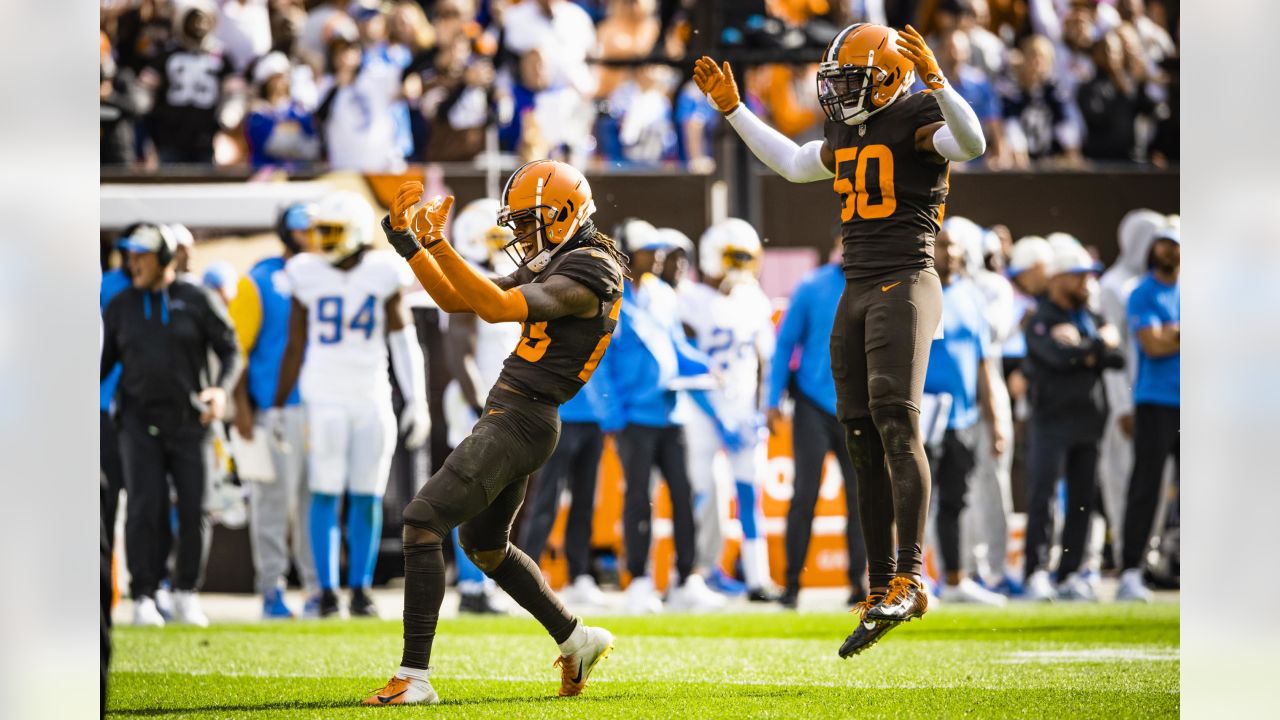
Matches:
[310,190,374,264]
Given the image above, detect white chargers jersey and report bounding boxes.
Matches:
[284,250,410,406]
[678,280,775,417]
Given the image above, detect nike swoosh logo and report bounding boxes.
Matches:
[881,281,902,293]
[377,690,407,704]
[486,409,505,416]
[862,621,876,631]
[572,661,585,684]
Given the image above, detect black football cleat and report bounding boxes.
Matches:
[778,585,799,610]
[458,591,504,615]
[317,589,342,619]
[838,594,896,658]
[747,585,782,603]
[349,588,381,618]
[864,577,929,623]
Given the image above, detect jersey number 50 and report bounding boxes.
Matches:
[833,144,896,221]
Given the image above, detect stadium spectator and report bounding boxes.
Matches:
[216,0,273,74]
[768,236,868,610]
[1076,31,1155,163]
[998,35,1081,168]
[1021,239,1122,602]
[414,31,499,161]
[674,75,719,172]
[595,0,660,99]
[101,41,141,167]
[141,1,241,165]
[606,64,677,166]
[227,203,322,619]
[922,226,1008,606]
[101,224,243,628]
[245,51,321,169]
[315,33,406,171]
[265,2,321,109]
[1118,224,1180,602]
[299,0,357,65]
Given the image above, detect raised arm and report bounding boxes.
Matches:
[896,25,987,163]
[693,56,835,183]
[381,181,473,314]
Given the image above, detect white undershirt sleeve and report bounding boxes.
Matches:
[388,326,426,407]
[724,105,834,183]
[929,84,988,162]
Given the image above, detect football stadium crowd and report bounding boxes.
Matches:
[100,198,1179,625]
[99,0,1179,171]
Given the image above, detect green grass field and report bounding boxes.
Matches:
[107,602,1178,719]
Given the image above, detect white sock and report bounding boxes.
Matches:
[396,665,429,682]
[741,539,767,589]
[557,619,588,655]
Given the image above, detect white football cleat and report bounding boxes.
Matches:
[666,574,727,612]
[624,576,663,615]
[1057,572,1099,602]
[132,596,166,627]
[361,673,439,706]
[154,585,174,620]
[172,591,210,627]
[1024,570,1056,602]
[940,577,1008,606]
[562,574,608,608]
[1115,568,1154,603]
[555,625,615,697]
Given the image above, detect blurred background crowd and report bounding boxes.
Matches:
[100,0,1180,173]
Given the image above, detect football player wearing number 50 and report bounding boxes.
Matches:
[695,24,986,657]
[271,192,431,622]
[363,160,626,706]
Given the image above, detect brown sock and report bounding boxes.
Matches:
[486,544,578,644]
[400,542,446,670]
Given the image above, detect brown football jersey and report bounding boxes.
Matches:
[824,91,950,280]
[497,246,624,404]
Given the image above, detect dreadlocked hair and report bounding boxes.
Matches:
[572,219,632,280]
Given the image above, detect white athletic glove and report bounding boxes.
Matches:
[400,400,431,450]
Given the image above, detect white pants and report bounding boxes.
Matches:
[1094,409,1133,568]
[248,405,318,595]
[961,414,1013,585]
[305,399,396,497]
[684,409,761,573]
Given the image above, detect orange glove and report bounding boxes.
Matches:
[390,181,423,232]
[896,25,946,90]
[693,56,742,114]
[411,195,454,247]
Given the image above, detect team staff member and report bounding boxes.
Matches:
[1118,226,1180,602]
[229,203,321,619]
[101,223,243,628]
[101,236,134,554]
[1021,241,1124,602]
[767,236,867,610]
[922,228,1007,607]
[697,23,986,655]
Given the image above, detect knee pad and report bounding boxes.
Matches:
[867,372,904,410]
[402,497,448,540]
[842,417,881,466]
[871,405,919,457]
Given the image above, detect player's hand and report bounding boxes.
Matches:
[1098,323,1122,349]
[693,56,741,114]
[263,407,290,452]
[391,180,424,232]
[400,400,431,450]
[766,407,785,436]
[991,424,1007,457]
[1050,323,1082,347]
[197,387,227,425]
[896,25,946,90]
[413,195,455,250]
[1118,412,1135,439]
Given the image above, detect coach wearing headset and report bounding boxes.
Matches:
[101,223,242,628]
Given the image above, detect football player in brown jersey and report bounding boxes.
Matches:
[695,24,986,657]
[363,160,627,705]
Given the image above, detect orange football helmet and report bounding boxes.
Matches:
[817,24,916,125]
[497,159,597,273]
